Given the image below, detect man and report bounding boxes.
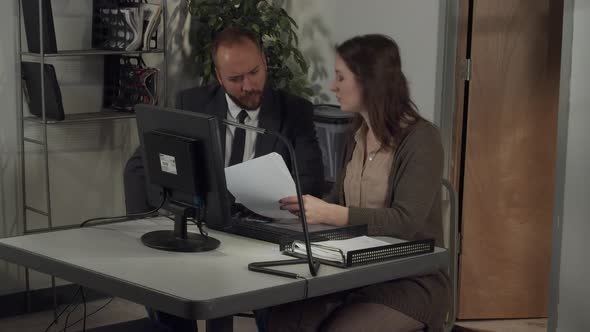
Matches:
[124,28,323,331]
[124,27,324,214]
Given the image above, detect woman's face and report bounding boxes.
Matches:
[331,54,363,113]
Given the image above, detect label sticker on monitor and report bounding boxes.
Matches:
[159,153,177,175]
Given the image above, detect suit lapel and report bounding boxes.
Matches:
[255,88,281,157]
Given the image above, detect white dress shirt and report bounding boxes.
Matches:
[224,94,260,167]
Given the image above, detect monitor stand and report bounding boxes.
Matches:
[141,201,220,252]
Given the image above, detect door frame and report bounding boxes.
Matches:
[437,0,464,325]
[442,0,568,322]
[438,0,463,185]
[547,0,574,330]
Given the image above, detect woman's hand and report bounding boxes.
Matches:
[279,195,349,226]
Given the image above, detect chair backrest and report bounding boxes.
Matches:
[441,179,458,332]
[312,104,354,194]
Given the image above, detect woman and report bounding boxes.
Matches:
[267,34,450,332]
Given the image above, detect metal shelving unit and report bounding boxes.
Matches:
[22,48,164,57]
[15,0,167,314]
[24,109,138,124]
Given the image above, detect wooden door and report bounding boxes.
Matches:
[454,0,563,319]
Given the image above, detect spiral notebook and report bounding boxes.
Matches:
[291,236,391,263]
[282,233,435,268]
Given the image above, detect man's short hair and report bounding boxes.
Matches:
[211,27,263,65]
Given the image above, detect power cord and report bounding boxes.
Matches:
[81,288,87,331]
[49,287,113,332]
[43,195,167,331]
[79,192,167,228]
[43,286,82,332]
[57,297,114,332]
[49,287,86,332]
[63,298,79,332]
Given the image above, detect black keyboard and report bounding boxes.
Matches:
[229,218,300,244]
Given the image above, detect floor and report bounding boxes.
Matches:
[0,297,547,332]
[455,319,547,332]
[0,297,258,332]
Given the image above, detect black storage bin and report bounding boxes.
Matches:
[313,104,354,188]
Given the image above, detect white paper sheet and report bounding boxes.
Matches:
[225,153,298,219]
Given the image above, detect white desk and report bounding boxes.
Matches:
[0,217,448,331]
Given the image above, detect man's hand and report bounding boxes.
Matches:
[279,195,349,226]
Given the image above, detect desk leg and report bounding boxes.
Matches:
[206,316,233,332]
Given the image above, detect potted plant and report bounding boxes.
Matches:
[186,0,313,99]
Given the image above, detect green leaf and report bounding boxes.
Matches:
[203,65,212,79]
[289,29,298,45]
[186,0,310,96]
[286,14,298,29]
[279,17,289,30]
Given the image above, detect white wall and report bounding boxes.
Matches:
[289,0,445,123]
[165,0,201,105]
[551,0,590,331]
[0,0,25,296]
[334,0,444,123]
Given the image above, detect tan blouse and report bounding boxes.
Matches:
[343,125,395,209]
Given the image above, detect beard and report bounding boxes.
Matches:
[227,90,264,110]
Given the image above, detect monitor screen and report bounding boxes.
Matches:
[135,104,232,231]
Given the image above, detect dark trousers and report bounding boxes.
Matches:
[145,308,269,332]
[146,308,197,332]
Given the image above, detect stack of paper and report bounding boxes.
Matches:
[292,236,390,263]
[225,153,297,219]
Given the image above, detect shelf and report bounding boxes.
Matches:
[23,137,45,145]
[24,110,136,124]
[25,205,49,217]
[21,48,164,58]
[25,224,79,235]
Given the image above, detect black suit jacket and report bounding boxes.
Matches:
[124,85,324,213]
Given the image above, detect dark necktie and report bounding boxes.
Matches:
[229,110,248,166]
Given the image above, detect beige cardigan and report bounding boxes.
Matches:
[324,119,450,331]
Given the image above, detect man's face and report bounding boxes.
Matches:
[214,39,267,110]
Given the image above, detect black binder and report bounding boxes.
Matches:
[22,0,58,54]
[279,225,435,268]
[21,62,65,121]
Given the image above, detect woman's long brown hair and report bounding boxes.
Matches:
[336,34,422,150]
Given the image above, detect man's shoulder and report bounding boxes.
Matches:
[176,85,223,109]
[272,89,313,112]
[178,85,221,100]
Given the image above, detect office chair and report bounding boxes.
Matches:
[442,179,459,332]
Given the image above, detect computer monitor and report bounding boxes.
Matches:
[135,104,233,252]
